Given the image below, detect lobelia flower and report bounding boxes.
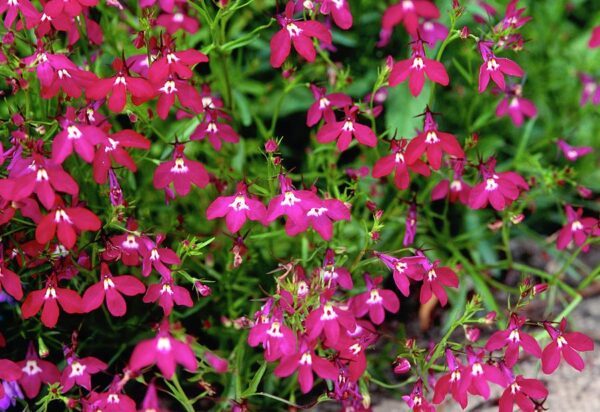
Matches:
[464,347,507,400]
[274,340,339,394]
[190,110,240,150]
[333,337,368,382]
[35,203,102,249]
[0,250,23,300]
[403,380,435,412]
[17,343,60,399]
[86,58,155,112]
[496,84,537,127]
[102,219,142,266]
[374,251,425,297]
[579,73,600,106]
[0,359,21,399]
[285,197,351,241]
[542,318,594,374]
[155,76,203,119]
[156,9,199,34]
[306,84,352,127]
[305,294,356,345]
[93,129,151,184]
[589,25,600,48]
[85,387,137,412]
[381,0,440,39]
[0,154,78,210]
[153,145,210,196]
[403,202,417,246]
[265,175,321,226]
[270,1,332,68]
[433,350,469,408]
[389,40,449,97]
[415,256,459,306]
[431,159,471,204]
[22,277,83,328]
[140,382,163,412]
[477,41,524,93]
[52,107,108,164]
[43,0,97,18]
[82,262,145,317]
[143,275,192,315]
[556,205,597,252]
[60,356,107,392]
[316,105,377,151]
[0,0,39,29]
[148,44,208,84]
[0,379,24,409]
[498,374,547,412]
[205,352,228,373]
[557,139,593,162]
[500,0,531,30]
[373,139,430,190]
[468,157,529,211]
[248,312,296,362]
[129,320,198,379]
[140,234,181,278]
[206,182,267,233]
[352,274,399,325]
[320,248,353,290]
[319,0,352,30]
[140,0,174,12]
[419,20,448,46]
[485,314,541,367]
[405,108,464,170]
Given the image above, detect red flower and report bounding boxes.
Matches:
[0,252,23,300]
[496,86,537,127]
[316,105,377,151]
[82,262,145,317]
[305,297,356,346]
[190,111,240,150]
[17,343,60,399]
[60,356,107,392]
[155,76,203,119]
[35,204,102,249]
[433,350,469,408]
[374,252,425,297]
[0,359,22,398]
[285,198,351,241]
[129,320,198,379]
[556,205,597,252]
[468,157,529,211]
[415,257,459,307]
[140,234,181,278]
[206,182,267,233]
[44,0,97,18]
[485,314,541,367]
[498,375,548,412]
[319,0,353,30]
[148,45,208,84]
[589,25,600,48]
[153,145,210,197]
[156,10,199,34]
[478,41,523,93]
[86,59,155,112]
[306,84,352,127]
[373,139,430,190]
[248,315,297,362]
[143,276,192,315]
[381,0,439,37]
[265,175,321,226]
[321,249,354,290]
[21,277,83,328]
[541,318,594,374]
[93,129,151,184]
[0,0,39,29]
[52,107,108,164]
[405,109,464,170]
[352,274,399,325]
[389,40,449,97]
[270,1,332,68]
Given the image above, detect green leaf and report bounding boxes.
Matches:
[385,83,430,139]
[241,361,268,397]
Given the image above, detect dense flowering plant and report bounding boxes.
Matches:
[0,0,598,411]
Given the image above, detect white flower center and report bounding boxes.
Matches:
[267,322,283,338]
[402,0,414,11]
[281,191,300,207]
[171,157,188,173]
[486,59,500,71]
[411,57,424,70]
[320,303,338,321]
[319,97,330,110]
[367,289,383,305]
[485,178,499,191]
[425,131,439,144]
[160,80,177,94]
[286,23,302,37]
[307,207,328,217]
[342,120,355,132]
[157,337,172,352]
[300,352,312,365]
[103,277,116,290]
[22,360,42,376]
[173,13,184,22]
[57,69,71,79]
[69,362,86,378]
[228,196,249,211]
[54,209,72,224]
[471,363,484,376]
[114,76,127,86]
[450,180,462,191]
[67,125,82,139]
[36,168,49,181]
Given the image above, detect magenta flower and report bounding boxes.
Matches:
[140,234,181,278]
[0,154,78,210]
[579,73,600,106]
[496,85,537,127]
[156,10,199,34]
[405,108,464,170]
[464,347,507,400]
[17,344,60,399]
[265,175,321,226]
[556,205,597,252]
[153,145,210,196]
[557,139,593,162]
[501,0,531,30]
[270,1,332,68]
[542,318,594,374]
[285,197,351,241]
[190,111,240,150]
[320,249,353,290]
[416,258,459,307]
[478,42,524,93]
[352,274,399,325]
[103,220,142,266]
[86,58,155,112]
[468,157,529,211]
[389,40,449,97]
[403,202,417,246]
[0,359,21,398]
[306,85,352,127]
[381,0,439,38]
[155,77,203,119]
[148,47,208,84]
[589,25,600,48]
[140,0,174,12]
[319,0,353,30]
[44,0,97,18]
[274,341,339,394]
[0,0,39,29]
[143,276,193,315]
[60,356,107,392]
[433,350,469,408]
[305,297,356,345]
[21,277,83,328]
[498,374,547,412]
[485,314,541,367]
[373,139,430,190]
[0,252,23,300]
[93,129,150,184]
[248,315,297,362]
[403,380,435,412]
[431,159,471,204]
[206,182,267,233]
[419,20,448,46]
[82,263,145,317]
[85,387,137,412]
[129,320,198,379]
[374,252,425,297]
[52,107,108,164]
[35,205,102,249]
[316,105,377,151]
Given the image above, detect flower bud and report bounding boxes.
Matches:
[393,357,411,374]
[465,326,480,342]
[195,281,212,297]
[38,337,50,358]
[264,139,278,153]
[532,283,548,296]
